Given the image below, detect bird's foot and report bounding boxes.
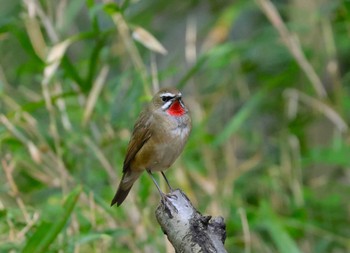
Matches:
[160,194,178,216]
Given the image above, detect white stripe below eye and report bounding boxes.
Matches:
[160,92,176,98]
[179,99,185,108]
[161,100,172,110]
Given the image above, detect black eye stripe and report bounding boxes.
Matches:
[161,96,174,102]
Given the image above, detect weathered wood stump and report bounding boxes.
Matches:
[155,189,227,253]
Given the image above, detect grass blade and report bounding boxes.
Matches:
[259,203,302,253]
[22,186,82,253]
[213,91,264,146]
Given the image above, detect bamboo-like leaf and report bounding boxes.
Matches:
[259,203,302,253]
[22,186,82,253]
[265,221,301,253]
[132,26,167,55]
[213,91,264,146]
[43,38,73,85]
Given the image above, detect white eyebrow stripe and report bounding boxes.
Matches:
[160,92,176,98]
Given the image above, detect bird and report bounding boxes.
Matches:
[111,87,191,207]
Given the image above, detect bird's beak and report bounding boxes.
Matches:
[174,94,182,100]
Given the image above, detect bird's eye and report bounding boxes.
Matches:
[161,96,173,102]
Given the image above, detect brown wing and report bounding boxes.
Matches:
[123,110,152,172]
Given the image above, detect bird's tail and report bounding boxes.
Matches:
[111,170,141,206]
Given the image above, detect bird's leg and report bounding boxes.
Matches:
[161,171,173,192]
[147,170,165,198]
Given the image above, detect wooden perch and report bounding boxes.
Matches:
[155,189,227,253]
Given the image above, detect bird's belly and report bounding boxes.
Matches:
[150,142,183,171]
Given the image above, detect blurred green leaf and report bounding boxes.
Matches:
[103,2,121,15]
[76,233,111,245]
[259,203,302,253]
[213,91,264,146]
[22,186,82,253]
[304,136,350,167]
[59,0,86,32]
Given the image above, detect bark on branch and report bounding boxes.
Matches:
[155,189,227,253]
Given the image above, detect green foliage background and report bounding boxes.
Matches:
[0,0,350,252]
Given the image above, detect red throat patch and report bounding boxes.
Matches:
[167,100,185,116]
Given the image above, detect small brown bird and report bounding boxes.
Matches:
[111,87,191,206]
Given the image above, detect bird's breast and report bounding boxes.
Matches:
[132,113,191,172]
[169,123,191,139]
[149,126,189,170]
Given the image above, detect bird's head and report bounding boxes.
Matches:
[152,88,188,117]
